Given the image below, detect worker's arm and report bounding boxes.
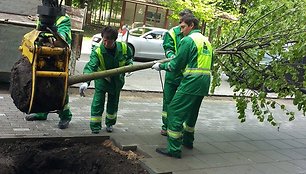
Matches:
[82,47,101,85]
[79,47,101,96]
[56,15,72,44]
[162,31,176,59]
[83,48,100,74]
[125,45,134,66]
[160,37,191,72]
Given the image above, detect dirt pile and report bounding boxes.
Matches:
[0,138,148,174]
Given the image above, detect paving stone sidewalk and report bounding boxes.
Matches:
[1,87,306,174]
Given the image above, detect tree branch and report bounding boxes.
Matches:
[248,10,293,37]
[242,4,285,38]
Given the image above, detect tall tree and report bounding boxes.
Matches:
[161,0,306,126]
[65,0,72,6]
[72,0,87,8]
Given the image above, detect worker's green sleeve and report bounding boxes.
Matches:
[160,37,192,73]
[162,32,176,59]
[125,45,134,65]
[84,48,100,74]
[56,16,72,44]
[83,48,101,85]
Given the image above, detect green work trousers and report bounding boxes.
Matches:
[90,88,120,132]
[33,94,72,120]
[161,82,179,131]
[167,91,204,157]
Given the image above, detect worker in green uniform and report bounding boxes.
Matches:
[160,9,193,136]
[25,14,73,129]
[152,14,213,158]
[79,26,133,134]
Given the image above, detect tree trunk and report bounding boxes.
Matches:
[65,0,72,6]
[240,0,247,14]
[68,59,170,85]
[80,0,86,8]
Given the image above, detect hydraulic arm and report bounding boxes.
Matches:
[10,0,170,114]
[10,0,70,113]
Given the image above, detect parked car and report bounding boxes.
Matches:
[91,26,168,60]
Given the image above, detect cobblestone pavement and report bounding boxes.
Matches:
[1,86,306,174]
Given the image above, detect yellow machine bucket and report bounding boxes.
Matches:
[10,29,70,114]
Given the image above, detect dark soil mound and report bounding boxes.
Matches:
[10,57,32,113]
[0,138,148,174]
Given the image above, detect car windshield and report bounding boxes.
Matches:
[145,31,164,40]
[129,28,152,37]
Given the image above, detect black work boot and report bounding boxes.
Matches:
[58,120,70,129]
[156,148,181,158]
[183,143,193,149]
[25,115,47,121]
[160,129,167,136]
[91,130,100,134]
[106,125,113,132]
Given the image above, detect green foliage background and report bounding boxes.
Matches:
[161,0,306,125]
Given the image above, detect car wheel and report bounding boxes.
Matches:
[128,43,135,57]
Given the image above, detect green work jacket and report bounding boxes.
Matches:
[56,15,72,45]
[160,29,213,96]
[162,26,184,85]
[36,15,72,45]
[83,42,133,93]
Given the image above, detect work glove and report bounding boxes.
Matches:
[152,62,161,71]
[125,72,133,77]
[169,54,175,59]
[105,77,111,83]
[79,83,88,97]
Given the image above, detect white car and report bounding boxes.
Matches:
[91,26,168,60]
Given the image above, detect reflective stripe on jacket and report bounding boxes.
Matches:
[160,29,213,96]
[95,42,128,71]
[163,26,182,59]
[162,26,184,85]
[36,15,72,44]
[183,33,213,76]
[168,28,177,53]
[56,15,72,44]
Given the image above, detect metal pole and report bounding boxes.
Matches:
[158,71,164,91]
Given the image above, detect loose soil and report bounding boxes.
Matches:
[10,57,65,113]
[0,138,148,174]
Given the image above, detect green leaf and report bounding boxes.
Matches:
[240,118,246,123]
[267,114,274,122]
[163,0,306,127]
[281,105,285,110]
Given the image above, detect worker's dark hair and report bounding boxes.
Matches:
[101,26,118,40]
[179,9,193,17]
[181,14,199,29]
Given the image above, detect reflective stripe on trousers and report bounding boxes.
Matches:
[183,122,194,133]
[106,112,117,120]
[161,111,167,118]
[167,129,182,139]
[90,116,102,123]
